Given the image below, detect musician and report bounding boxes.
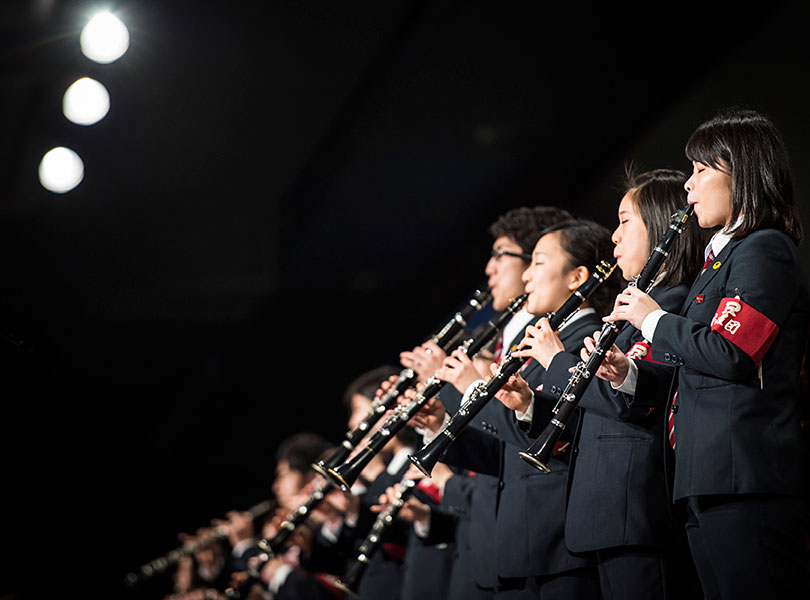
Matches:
[594,108,810,599]
[243,366,417,599]
[413,219,619,598]
[508,167,708,599]
[381,206,574,597]
[365,462,457,600]
[399,205,573,383]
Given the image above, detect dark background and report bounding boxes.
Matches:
[1,1,809,598]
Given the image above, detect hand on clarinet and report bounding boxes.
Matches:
[436,349,484,394]
[210,510,254,548]
[399,387,446,433]
[370,483,430,525]
[490,363,533,414]
[603,286,661,330]
[579,330,630,386]
[510,316,564,369]
[373,374,401,403]
[400,341,446,382]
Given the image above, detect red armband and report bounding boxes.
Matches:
[625,340,664,364]
[416,480,442,504]
[710,297,779,365]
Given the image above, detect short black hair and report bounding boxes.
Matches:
[685,107,802,245]
[538,219,622,317]
[343,365,399,409]
[275,432,333,473]
[489,206,574,255]
[622,165,711,287]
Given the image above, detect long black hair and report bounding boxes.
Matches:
[623,165,710,286]
[685,107,802,245]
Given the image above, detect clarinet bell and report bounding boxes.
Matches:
[517,448,552,473]
[326,446,372,492]
[518,417,565,473]
[408,433,449,477]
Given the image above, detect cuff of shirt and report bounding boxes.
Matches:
[320,520,342,544]
[413,508,432,538]
[514,397,534,423]
[641,309,667,343]
[268,564,293,595]
[423,412,451,444]
[231,538,256,558]
[611,357,638,395]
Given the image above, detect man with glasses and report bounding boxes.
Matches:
[396,206,573,600]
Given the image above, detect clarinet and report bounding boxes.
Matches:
[311,288,491,478]
[255,480,332,565]
[124,500,274,588]
[518,205,694,472]
[224,481,333,598]
[325,293,528,492]
[333,479,418,597]
[408,260,617,476]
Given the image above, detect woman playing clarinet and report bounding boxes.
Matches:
[505,167,709,599]
[593,108,810,599]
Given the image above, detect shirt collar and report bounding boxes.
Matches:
[501,308,535,357]
[707,215,743,260]
[386,446,415,475]
[558,306,596,331]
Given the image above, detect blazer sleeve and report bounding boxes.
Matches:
[653,232,802,380]
[438,425,502,477]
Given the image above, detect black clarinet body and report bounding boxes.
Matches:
[124,500,274,588]
[223,482,334,598]
[255,481,332,566]
[519,205,694,472]
[326,293,528,492]
[409,260,617,476]
[311,289,491,478]
[333,479,417,597]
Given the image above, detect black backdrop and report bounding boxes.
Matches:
[1,1,809,598]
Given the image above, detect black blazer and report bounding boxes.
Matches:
[421,472,499,593]
[439,312,602,578]
[542,284,688,551]
[635,230,810,501]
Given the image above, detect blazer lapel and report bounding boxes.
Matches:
[680,239,742,315]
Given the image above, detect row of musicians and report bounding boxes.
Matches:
[173,107,809,600]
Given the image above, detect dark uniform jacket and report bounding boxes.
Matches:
[439,311,602,578]
[542,284,688,551]
[634,230,810,501]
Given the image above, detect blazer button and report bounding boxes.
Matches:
[671,404,679,414]
[573,446,579,455]
[664,352,672,361]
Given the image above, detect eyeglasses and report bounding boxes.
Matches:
[490,248,531,261]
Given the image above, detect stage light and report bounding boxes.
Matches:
[80,11,129,64]
[38,147,85,193]
[62,77,110,125]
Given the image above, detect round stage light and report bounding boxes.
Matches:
[80,11,129,64]
[38,147,85,193]
[63,77,110,125]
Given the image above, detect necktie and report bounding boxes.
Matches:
[493,332,505,365]
[667,390,678,450]
[701,248,716,276]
